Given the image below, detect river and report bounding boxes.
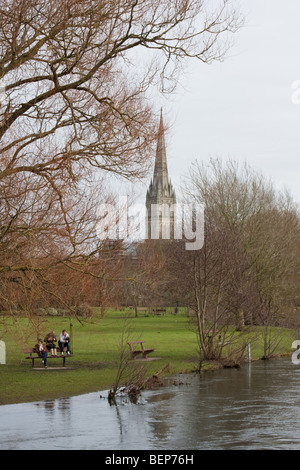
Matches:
[1,357,300,450]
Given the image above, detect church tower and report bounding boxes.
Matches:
[146,111,176,240]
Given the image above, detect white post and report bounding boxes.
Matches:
[0,341,6,365]
[247,342,251,362]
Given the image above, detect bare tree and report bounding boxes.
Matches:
[0,0,242,316]
[167,158,300,363]
[0,0,242,181]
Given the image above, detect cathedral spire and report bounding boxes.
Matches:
[153,109,169,187]
[146,110,176,240]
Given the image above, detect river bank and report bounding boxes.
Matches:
[0,310,297,405]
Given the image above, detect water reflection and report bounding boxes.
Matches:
[1,358,300,449]
[34,398,72,433]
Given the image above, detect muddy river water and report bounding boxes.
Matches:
[1,357,300,449]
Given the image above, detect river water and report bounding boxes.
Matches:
[1,357,300,450]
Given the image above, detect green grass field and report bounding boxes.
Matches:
[0,309,298,405]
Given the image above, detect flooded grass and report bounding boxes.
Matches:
[0,309,297,405]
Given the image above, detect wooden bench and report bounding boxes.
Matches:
[127,341,155,360]
[24,347,73,368]
[152,308,166,315]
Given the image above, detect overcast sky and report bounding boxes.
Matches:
[134,0,300,207]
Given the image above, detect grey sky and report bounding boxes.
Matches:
[153,0,300,206]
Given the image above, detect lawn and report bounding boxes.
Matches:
[0,309,297,405]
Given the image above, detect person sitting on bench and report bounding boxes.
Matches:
[35,339,48,368]
[59,330,71,355]
[44,331,57,356]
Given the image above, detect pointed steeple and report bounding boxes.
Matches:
[146,110,176,240]
[153,109,169,187]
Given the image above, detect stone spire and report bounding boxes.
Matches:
[146,111,176,240]
[153,109,169,186]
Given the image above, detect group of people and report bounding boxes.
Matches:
[35,330,71,368]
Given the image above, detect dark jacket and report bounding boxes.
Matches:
[44,332,57,344]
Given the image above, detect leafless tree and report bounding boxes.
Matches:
[167,158,300,362]
[0,0,243,317]
[0,0,242,181]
